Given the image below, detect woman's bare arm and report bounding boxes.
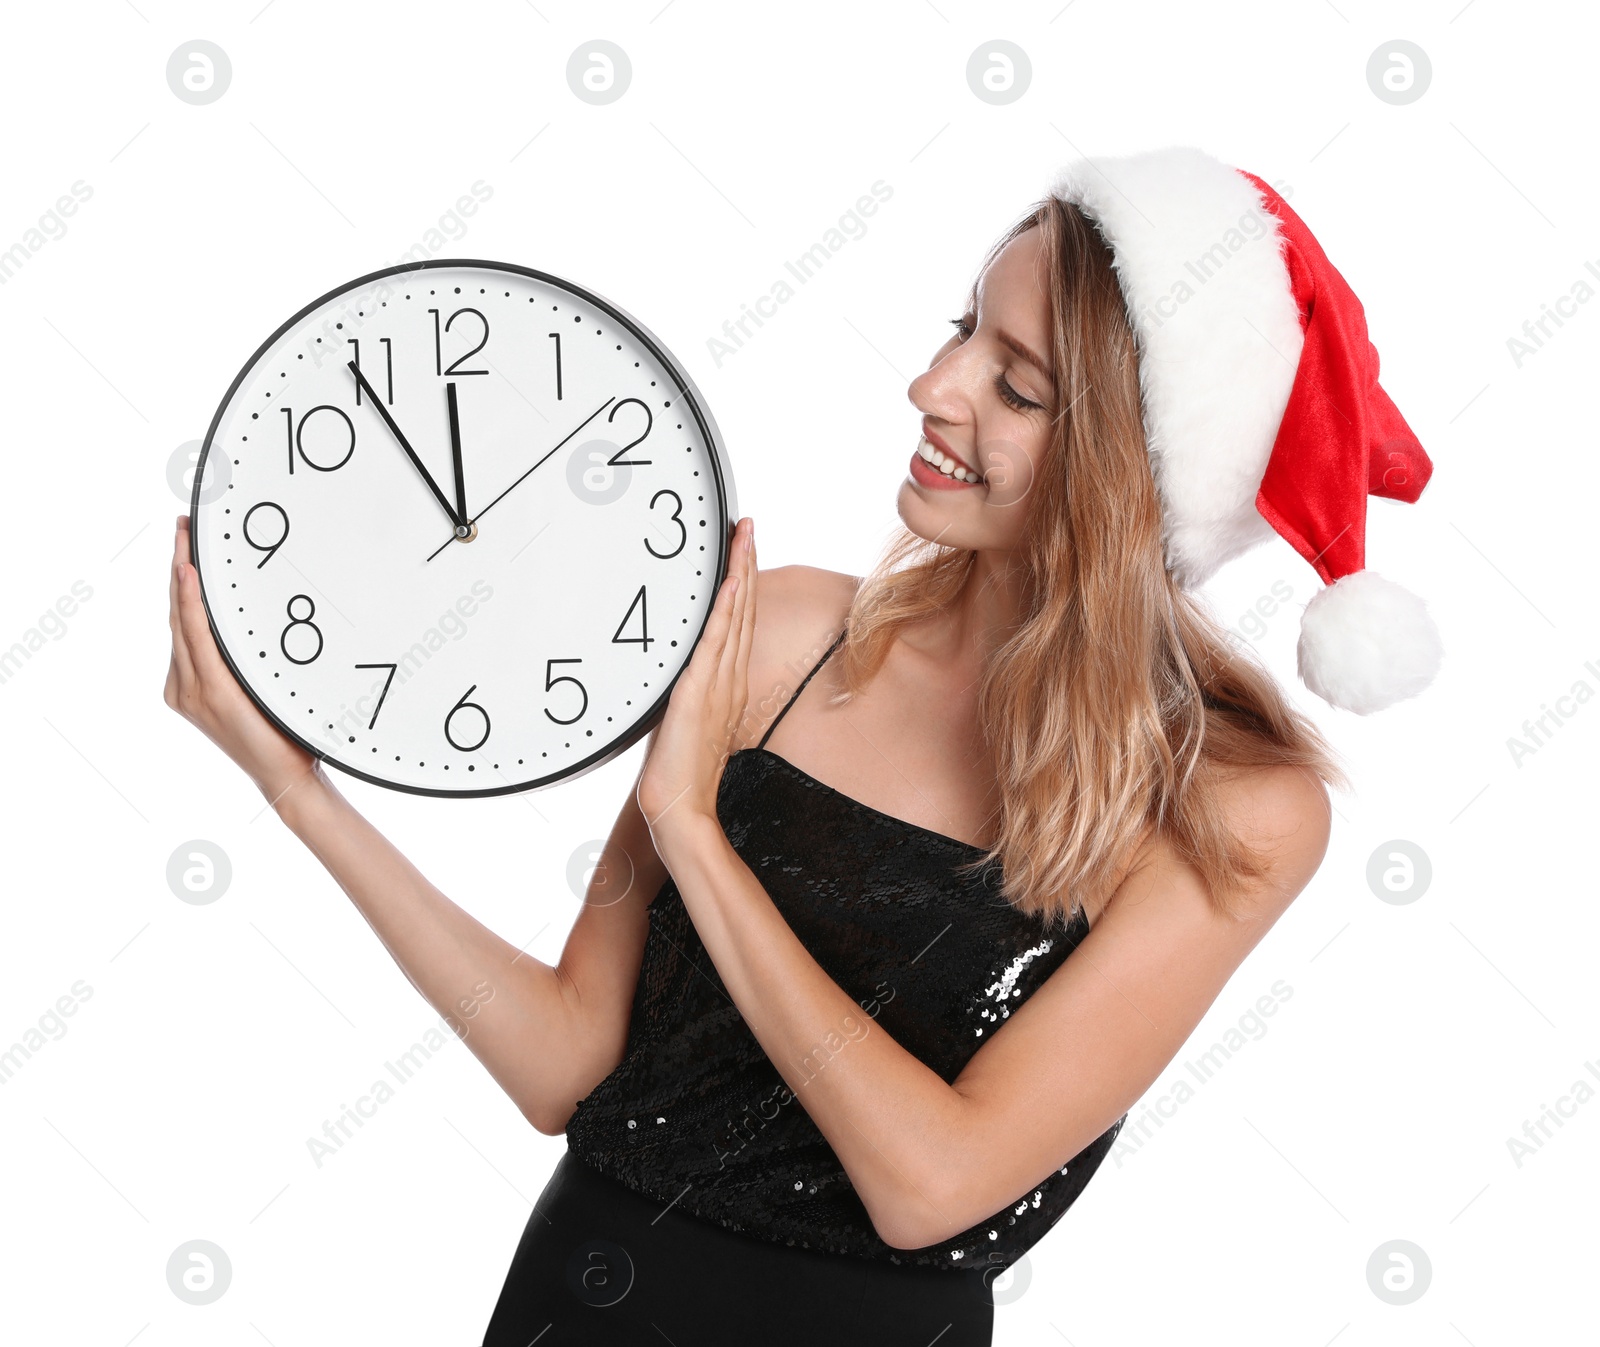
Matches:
[165,514,668,1134]
[272,761,667,1134]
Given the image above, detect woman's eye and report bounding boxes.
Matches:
[946,315,1042,411]
[995,374,1041,412]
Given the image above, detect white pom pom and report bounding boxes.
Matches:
[1297,570,1443,714]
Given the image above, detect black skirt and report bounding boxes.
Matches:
[481,1149,995,1345]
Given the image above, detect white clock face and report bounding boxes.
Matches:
[190,260,736,797]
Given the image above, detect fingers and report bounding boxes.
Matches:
[720,520,748,686]
[169,514,238,712]
[723,518,753,698]
[173,524,236,690]
[169,518,197,695]
[699,520,743,664]
[735,520,755,692]
[714,521,750,707]
[720,518,755,745]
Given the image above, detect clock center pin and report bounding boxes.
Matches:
[455,521,478,543]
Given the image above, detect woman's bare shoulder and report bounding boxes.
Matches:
[755,564,860,634]
[1220,761,1333,892]
[1137,761,1332,923]
[1096,760,1331,931]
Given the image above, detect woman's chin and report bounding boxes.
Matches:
[897,484,962,544]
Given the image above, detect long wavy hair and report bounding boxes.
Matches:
[825,196,1348,926]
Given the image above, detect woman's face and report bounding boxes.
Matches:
[900,226,1056,551]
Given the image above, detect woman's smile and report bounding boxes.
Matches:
[909,434,983,489]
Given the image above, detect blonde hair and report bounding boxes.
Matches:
[825,196,1348,926]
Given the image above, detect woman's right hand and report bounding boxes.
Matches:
[164,514,322,809]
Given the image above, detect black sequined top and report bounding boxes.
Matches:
[565,627,1124,1271]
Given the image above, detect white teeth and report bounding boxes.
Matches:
[918,435,980,483]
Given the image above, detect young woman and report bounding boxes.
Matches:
[165,148,1437,1345]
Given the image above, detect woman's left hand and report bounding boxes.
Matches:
[637,516,756,845]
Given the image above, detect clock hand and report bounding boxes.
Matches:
[425,396,617,562]
[346,360,465,533]
[447,382,469,528]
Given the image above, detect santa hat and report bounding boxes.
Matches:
[1046,146,1443,714]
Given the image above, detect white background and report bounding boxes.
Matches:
[1,1,1593,1342]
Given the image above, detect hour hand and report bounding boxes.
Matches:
[447,382,469,528]
[347,360,464,532]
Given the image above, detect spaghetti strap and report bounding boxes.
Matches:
[756,625,847,750]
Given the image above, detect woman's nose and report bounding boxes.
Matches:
[909,349,977,420]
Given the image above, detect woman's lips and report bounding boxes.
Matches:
[909,443,981,490]
[921,427,979,476]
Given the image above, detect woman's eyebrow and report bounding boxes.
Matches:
[995,327,1055,383]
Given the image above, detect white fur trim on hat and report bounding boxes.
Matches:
[1047,147,1303,588]
[1296,570,1444,714]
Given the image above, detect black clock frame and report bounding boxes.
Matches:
[189,257,737,799]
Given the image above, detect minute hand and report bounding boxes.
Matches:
[347,361,463,531]
[425,396,616,562]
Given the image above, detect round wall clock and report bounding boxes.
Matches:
[188,259,737,798]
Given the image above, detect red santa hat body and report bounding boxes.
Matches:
[1046,146,1443,714]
